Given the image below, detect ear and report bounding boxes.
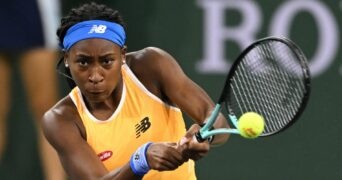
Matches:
[121,46,127,64]
[63,51,69,67]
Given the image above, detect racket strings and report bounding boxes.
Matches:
[270,43,307,115]
[227,41,307,135]
[238,45,288,132]
[259,44,300,131]
[247,46,286,131]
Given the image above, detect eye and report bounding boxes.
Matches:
[102,58,114,66]
[76,58,89,67]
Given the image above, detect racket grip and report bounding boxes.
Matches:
[195,132,205,142]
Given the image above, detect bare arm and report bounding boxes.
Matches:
[42,106,138,180]
[42,101,187,179]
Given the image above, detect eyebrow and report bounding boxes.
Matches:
[75,52,117,58]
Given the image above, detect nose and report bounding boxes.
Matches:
[89,67,104,84]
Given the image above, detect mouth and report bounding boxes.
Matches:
[87,88,105,94]
[88,90,104,94]
[85,90,106,100]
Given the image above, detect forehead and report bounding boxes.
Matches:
[69,38,121,54]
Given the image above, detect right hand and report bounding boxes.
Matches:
[177,124,210,161]
[146,142,187,171]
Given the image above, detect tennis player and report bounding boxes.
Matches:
[42,2,229,179]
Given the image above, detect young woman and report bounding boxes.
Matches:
[42,2,229,180]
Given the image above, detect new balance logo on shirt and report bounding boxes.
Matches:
[135,117,151,138]
[89,25,107,33]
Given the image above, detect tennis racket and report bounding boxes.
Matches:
[196,36,311,142]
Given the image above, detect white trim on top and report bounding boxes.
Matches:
[70,84,127,124]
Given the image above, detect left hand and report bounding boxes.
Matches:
[177,124,210,161]
[146,142,185,171]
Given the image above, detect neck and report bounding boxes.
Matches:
[84,79,123,120]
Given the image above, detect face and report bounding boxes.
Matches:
[65,38,125,103]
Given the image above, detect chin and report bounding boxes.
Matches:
[86,92,109,102]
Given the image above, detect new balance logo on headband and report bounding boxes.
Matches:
[89,25,107,33]
[63,20,126,50]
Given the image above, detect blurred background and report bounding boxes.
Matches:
[0,0,341,179]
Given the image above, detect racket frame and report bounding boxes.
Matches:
[197,36,311,141]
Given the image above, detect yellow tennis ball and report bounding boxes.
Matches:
[237,112,265,139]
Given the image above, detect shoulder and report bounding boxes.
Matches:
[127,47,169,59]
[125,47,183,79]
[126,47,177,69]
[42,96,76,125]
[124,47,187,103]
[42,96,85,143]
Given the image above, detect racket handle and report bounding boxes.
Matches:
[195,132,205,142]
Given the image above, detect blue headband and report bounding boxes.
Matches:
[63,20,126,50]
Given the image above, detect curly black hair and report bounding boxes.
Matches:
[56,2,126,88]
[57,2,126,48]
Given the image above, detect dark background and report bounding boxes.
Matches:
[1,0,341,179]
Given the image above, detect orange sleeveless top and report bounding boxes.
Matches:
[69,64,196,180]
